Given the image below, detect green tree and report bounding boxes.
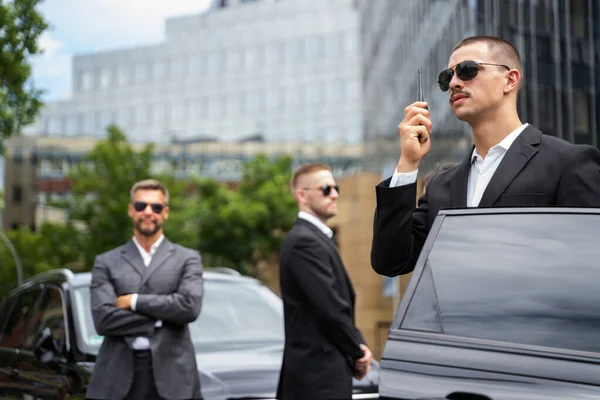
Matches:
[196,154,297,276]
[0,0,48,153]
[0,222,81,300]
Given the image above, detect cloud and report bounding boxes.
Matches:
[33,0,214,100]
[33,32,70,77]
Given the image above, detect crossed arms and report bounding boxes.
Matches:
[90,251,204,337]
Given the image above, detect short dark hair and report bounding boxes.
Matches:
[454,35,522,74]
[291,163,331,191]
[130,179,169,204]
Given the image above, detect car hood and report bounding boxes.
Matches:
[196,342,283,400]
[195,342,379,400]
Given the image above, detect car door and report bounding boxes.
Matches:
[379,209,600,400]
[13,285,75,400]
[0,288,43,399]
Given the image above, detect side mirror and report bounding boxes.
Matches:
[33,327,62,367]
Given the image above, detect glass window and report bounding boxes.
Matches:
[570,0,587,38]
[74,280,283,352]
[99,69,111,89]
[117,66,130,86]
[401,213,600,354]
[573,90,590,135]
[537,87,555,132]
[82,72,93,91]
[0,290,41,349]
[22,288,66,351]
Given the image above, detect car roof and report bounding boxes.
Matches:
[9,267,262,296]
[438,207,600,216]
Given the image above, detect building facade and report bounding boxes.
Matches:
[29,0,363,146]
[476,0,599,146]
[358,0,476,173]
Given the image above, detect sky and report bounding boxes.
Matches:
[32,0,214,101]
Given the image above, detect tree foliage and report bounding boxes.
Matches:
[0,223,81,299]
[0,0,48,153]
[196,154,297,276]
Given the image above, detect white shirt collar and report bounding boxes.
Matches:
[298,211,333,239]
[132,234,165,256]
[471,123,529,162]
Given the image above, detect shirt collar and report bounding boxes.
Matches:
[132,234,165,256]
[298,211,333,239]
[471,123,529,162]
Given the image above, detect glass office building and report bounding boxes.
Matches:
[476,0,599,146]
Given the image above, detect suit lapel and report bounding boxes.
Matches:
[139,238,175,288]
[478,126,541,207]
[450,150,473,208]
[120,240,145,277]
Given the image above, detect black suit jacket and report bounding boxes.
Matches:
[371,125,600,277]
[277,218,364,400]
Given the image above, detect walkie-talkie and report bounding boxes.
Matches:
[417,69,428,143]
[418,69,425,104]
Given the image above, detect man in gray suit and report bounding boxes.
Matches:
[87,179,204,400]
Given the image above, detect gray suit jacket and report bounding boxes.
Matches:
[87,238,204,400]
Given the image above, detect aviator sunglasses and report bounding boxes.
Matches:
[437,60,510,92]
[132,201,166,213]
[302,184,340,196]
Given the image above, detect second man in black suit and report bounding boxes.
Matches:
[277,163,373,400]
[371,35,600,277]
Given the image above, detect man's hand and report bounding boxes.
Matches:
[116,294,133,310]
[353,344,373,380]
[397,101,432,172]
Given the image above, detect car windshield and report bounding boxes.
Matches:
[72,277,284,352]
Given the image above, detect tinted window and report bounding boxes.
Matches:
[0,290,42,349]
[22,288,66,351]
[189,280,283,344]
[401,213,600,353]
[73,278,284,351]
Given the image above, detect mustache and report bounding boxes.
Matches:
[449,90,470,103]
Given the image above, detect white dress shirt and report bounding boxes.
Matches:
[298,211,333,239]
[129,234,164,350]
[390,124,529,207]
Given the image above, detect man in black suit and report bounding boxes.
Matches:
[371,35,600,277]
[277,163,373,400]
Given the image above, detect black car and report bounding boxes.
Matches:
[0,267,379,399]
[378,208,600,400]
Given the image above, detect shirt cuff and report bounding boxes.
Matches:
[130,294,138,311]
[390,169,418,187]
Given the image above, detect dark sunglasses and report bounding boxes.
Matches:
[302,185,340,196]
[437,60,510,92]
[303,185,340,196]
[133,201,166,213]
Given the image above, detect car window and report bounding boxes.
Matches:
[188,280,284,344]
[400,213,600,354]
[22,287,66,351]
[72,278,284,351]
[0,289,42,349]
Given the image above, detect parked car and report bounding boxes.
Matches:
[0,267,379,399]
[378,208,600,400]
